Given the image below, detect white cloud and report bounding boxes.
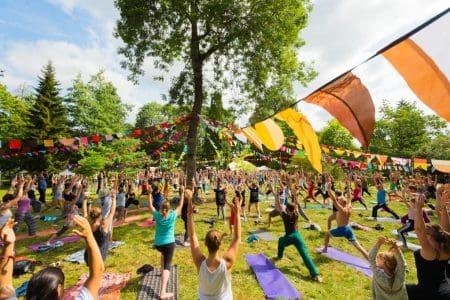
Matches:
[2,0,448,129]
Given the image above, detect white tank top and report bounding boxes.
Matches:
[198,258,232,300]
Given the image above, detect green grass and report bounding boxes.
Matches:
[3,187,434,300]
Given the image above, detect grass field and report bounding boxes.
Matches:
[2,186,433,300]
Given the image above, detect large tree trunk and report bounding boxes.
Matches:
[186,16,203,186]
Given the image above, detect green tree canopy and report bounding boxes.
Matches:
[0,84,29,140]
[135,102,183,129]
[66,71,132,135]
[318,119,356,149]
[414,134,450,160]
[115,0,316,181]
[369,100,447,157]
[26,61,69,140]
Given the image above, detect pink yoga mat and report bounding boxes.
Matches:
[28,235,81,251]
[138,219,155,227]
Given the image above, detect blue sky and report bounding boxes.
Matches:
[0,0,448,128]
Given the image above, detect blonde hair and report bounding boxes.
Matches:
[160,201,170,217]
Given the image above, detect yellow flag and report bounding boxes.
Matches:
[275,108,322,173]
[254,119,285,151]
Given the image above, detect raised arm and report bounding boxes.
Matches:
[103,182,117,230]
[147,186,156,215]
[73,215,105,298]
[4,177,25,209]
[224,196,241,270]
[174,185,185,216]
[0,219,17,299]
[187,189,205,272]
[414,195,434,259]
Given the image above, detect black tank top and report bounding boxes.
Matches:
[414,250,448,289]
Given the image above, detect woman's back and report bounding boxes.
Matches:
[198,259,232,300]
[414,250,448,289]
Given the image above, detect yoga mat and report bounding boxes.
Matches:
[351,207,368,211]
[366,217,400,223]
[28,235,81,251]
[137,265,178,300]
[138,219,156,227]
[391,229,418,239]
[16,228,56,241]
[305,205,331,209]
[245,253,302,299]
[316,247,372,277]
[113,214,148,227]
[65,241,125,263]
[370,201,377,205]
[174,235,189,248]
[63,272,131,300]
[396,241,421,251]
[249,230,277,241]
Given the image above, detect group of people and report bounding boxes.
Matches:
[0,168,449,299]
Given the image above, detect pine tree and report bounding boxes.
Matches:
[26,61,69,140]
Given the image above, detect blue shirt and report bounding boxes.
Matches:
[377,190,386,205]
[154,210,177,246]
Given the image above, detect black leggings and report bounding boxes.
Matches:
[397,220,414,247]
[155,242,175,270]
[362,187,371,196]
[217,205,225,221]
[182,216,188,242]
[125,197,139,208]
[372,203,399,219]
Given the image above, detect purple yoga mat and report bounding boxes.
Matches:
[316,247,372,277]
[245,254,302,299]
[28,235,81,251]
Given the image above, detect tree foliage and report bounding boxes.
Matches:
[76,138,147,177]
[414,134,450,160]
[0,84,29,140]
[115,0,316,181]
[318,119,355,149]
[135,102,184,129]
[369,100,447,157]
[26,61,69,140]
[66,71,132,135]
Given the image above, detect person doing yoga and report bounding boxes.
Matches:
[369,237,407,299]
[372,184,400,220]
[187,187,241,300]
[322,183,369,260]
[405,195,450,300]
[0,215,105,300]
[276,201,322,282]
[147,184,185,299]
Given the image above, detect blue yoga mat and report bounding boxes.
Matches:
[245,253,302,299]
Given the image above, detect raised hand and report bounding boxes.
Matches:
[0,219,16,246]
[72,215,94,239]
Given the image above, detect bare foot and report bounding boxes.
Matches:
[320,247,328,253]
[313,275,323,283]
[160,292,174,299]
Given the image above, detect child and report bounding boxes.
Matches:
[322,184,369,260]
[369,237,407,299]
[226,190,242,237]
